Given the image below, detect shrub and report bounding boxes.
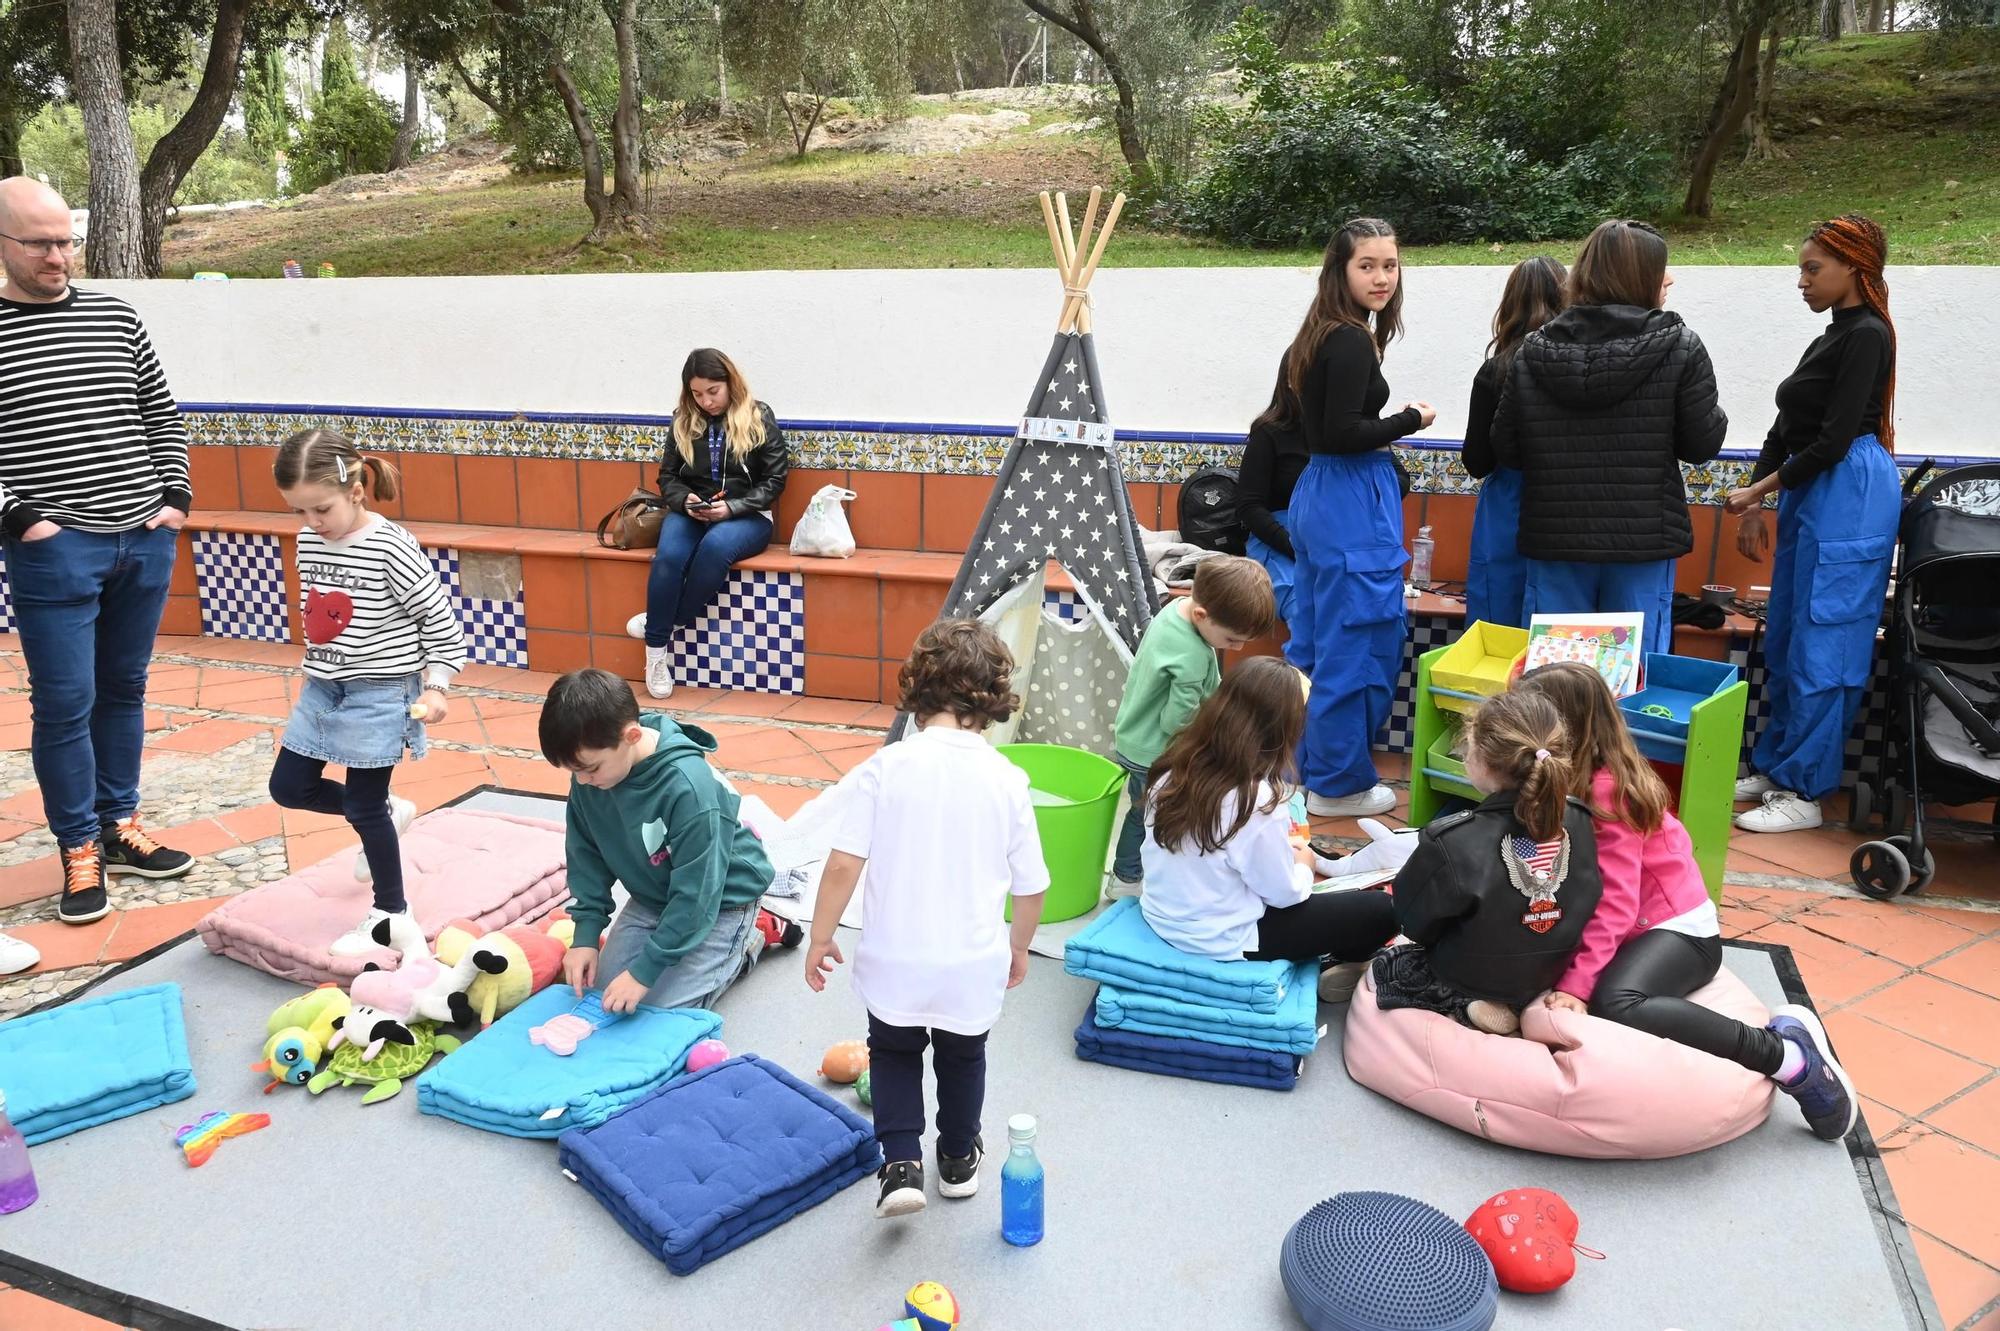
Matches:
[286,84,401,195]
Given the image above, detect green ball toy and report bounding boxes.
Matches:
[855,1067,872,1108]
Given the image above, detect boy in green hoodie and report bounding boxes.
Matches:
[540,668,782,1012]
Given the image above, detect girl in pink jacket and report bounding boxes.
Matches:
[1517,663,1857,1142]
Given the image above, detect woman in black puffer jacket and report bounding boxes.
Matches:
[1491,220,1728,655]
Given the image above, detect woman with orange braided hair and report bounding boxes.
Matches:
[1725,215,1899,835]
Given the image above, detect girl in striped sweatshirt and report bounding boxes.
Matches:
[267,429,466,960]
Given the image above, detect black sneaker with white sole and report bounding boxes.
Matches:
[875,1160,926,1218]
[937,1136,984,1199]
[58,843,110,925]
[100,817,194,880]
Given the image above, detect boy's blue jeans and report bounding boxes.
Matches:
[596,898,762,1009]
[1111,752,1149,883]
[5,526,177,850]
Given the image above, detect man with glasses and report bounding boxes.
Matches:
[0,177,197,954]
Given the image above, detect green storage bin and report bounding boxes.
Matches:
[996,743,1126,924]
[1431,621,1530,715]
[1421,716,1477,797]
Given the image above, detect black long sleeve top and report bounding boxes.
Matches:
[1751,304,1893,491]
[1460,355,1506,480]
[1299,322,1422,456]
[1236,416,1310,557]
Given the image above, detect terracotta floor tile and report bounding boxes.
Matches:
[855,704,897,728]
[1742,921,1909,1008]
[486,755,574,797]
[400,771,491,815]
[151,818,240,860]
[217,802,285,844]
[1924,839,2000,904]
[657,685,732,713]
[103,896,226,960]
[0,722,31,751]
[281,807,348,837]
[0,856,60,910]
[1910,1231,2000,1330]
[745,752,842,782]
[144,708,174,731]
[1850,973,2000,1066]
[197,675,292,708]
[777,697,881,726]
[1791,895,1984,968]
[1884,1129,2000,1270]
[287,827,358,874]
[1907,903,2000,937]
[1823,1011,1987,1117]
[1859,1094,1910,1142]
[0,787,43,823]
[0,696,30,726]
[0,817,35,844]
[11,913,120,972]
[1373,751,1410,781]
[737,781,815,819]
[472,695,543,721]
[458,663,559,693]
[822,745,875,777]
[1928,1076,2000,1158]
[0,1288,128,1331]
[1728,827,1868,881]
[401,747,498,783]
[705,725,807,770]
[141,685,202,708]
[705,691,799,719]
[480,712,545,752]
[423,717,492,748]
[1724,847,1812,878]
[145,718,271,755]
[800,728,881,755]
[1931,938,2000,1003]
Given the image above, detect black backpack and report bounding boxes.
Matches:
[1178,464,1246,555]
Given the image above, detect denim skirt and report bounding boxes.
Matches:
[281,674,428,769]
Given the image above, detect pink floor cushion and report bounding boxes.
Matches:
[1342,965,1776,1159]
[196,808,569,985]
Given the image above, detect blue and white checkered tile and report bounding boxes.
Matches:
[425,547,529,670]
[1729,633,1894,789]
[1379,611,1463,756]
[1043,588,1086,624]
[674,570,804,695]
[193,531,290,642]
[0,548,13,633]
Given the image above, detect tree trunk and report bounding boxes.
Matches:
[1745,19,1786,162]
[1864,0,1887,30]
[600,0,647,237]
[1683,13,1765,218]
[782,91,826,157]
[1019,0,1152,190]
[66,0,145,277]
[0,109,23,179]
[137,0,252,276]
[1006,33,1036,88]
[548,55,608,234]
[390,53,421,170]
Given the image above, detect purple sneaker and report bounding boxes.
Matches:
[1769,1003,1858,1141]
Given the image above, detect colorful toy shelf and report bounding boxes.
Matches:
[1407,644,1748,901]
[1428,621,1529,715]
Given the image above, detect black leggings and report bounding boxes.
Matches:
[1247,889,1400,963]
[1591,930,1784,1076]
[267,749,404,912]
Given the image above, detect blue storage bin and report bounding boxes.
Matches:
[1620,653,1740,764]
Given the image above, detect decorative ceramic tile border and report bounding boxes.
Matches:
[192,531,290,642]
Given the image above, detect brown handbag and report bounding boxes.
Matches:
[595,488,667,551]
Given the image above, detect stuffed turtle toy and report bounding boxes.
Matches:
[306,1017,459,1105]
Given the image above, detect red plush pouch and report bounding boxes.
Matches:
[1464,1188,1589,1294]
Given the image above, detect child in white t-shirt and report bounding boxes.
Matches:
[805,619,1049,1221]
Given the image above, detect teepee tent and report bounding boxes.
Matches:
[889,188,1157,752]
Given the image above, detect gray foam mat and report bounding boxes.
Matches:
[0,787,1938,1331]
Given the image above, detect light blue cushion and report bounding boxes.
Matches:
[1064,898,1294,1012]
[0,983,195,1145]
[1094,961,1320,1054]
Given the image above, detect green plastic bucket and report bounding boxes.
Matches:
[996,743,1127,924]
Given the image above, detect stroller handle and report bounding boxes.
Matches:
[1902,459,1935,497]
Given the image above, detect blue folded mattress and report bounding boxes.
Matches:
[0,983,195,1145]
[1064,897,1294,1013]
[416,985,720,1138]
[1074,1000,1300,1090]
[1095,961,1321,1055]
[558,1054,881,1275]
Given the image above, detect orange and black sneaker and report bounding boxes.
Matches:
[100,816,193,880]
[58,842,110,925]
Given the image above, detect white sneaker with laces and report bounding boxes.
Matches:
[328,907,430,960]
[644,645,676,699]
[353,795,418,883]
[1734,773,1775,802]
[1105,875,1142,901]
[1317,961,1368,1004]
[626,611,649,641]
[0,930,40,976]
[1734,790,1823,834]
[1307,785,1396,818]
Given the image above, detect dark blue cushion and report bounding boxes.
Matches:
[558,1054,881,1275]
[1280,1192,1498,1331]
[1074,1000,1299,1090]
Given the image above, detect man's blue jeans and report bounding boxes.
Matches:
[643,512,773,647]
[6,526,177,850]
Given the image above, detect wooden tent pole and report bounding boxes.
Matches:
[1059,190,1125,332]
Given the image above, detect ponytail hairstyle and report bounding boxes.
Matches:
[1463,689,1573,842]
[1148,657,1306,856]
[1805,213,1896,450]
[1516,662,1669,835]
[1487,255,1567,373]
[1283,217,1403,405]
[273,428,400,504]
[671,347,767,465]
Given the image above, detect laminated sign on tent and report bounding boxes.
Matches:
[890,188,1157,754]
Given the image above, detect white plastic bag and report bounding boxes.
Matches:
[789,484,858,558]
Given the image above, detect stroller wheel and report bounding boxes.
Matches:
[1851,841,1912,900]
[1848,781,1876,834]
[1884,836,1936,892]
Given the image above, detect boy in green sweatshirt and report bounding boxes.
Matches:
[1109,556,1277,894]
[540,668,782,1012]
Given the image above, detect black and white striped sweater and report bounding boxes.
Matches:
[0,287,193,538]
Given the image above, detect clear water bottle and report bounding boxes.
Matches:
[1000,1113,1044,1247]
[0,1090,39,1215]
[1410,524,1435,586]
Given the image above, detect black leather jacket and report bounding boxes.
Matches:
[655,402,789,519]
[1391,792,1605,1007]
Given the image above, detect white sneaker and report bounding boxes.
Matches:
[1307,785,1396,818]
[1105,875,1143,901]
[1734,791,1824,834]
[1317,960,1367,1004]
[1466,999,1521,1036]
[353,795,418,883]
[0,930,40,976]
[1734,773,1775,802]
[328,907,429,960]
[625,611,649,641]
[644,645,676,699]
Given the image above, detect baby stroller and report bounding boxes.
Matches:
[1849,461,2000,899]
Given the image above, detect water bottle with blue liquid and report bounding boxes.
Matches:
[1001,1113,1044,1246]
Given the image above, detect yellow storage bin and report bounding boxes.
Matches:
[1430,621,1529,715]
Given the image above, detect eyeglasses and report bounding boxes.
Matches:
[0,233,83,257]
